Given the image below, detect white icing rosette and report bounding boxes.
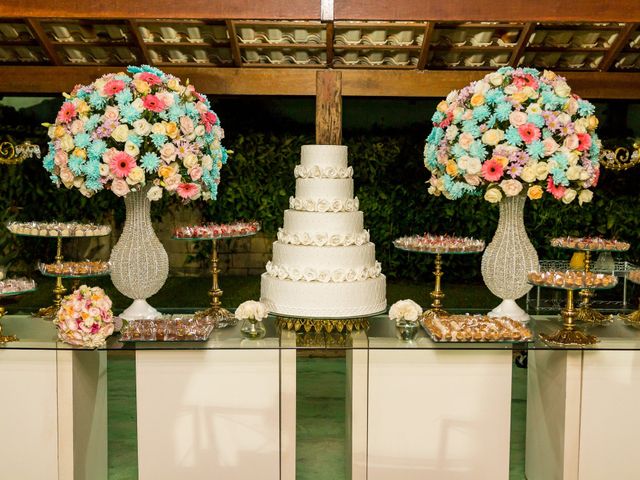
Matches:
[345,233,356,246]
[289,196,295,209]
[289,267,303,281]
[331,269,346,282]
[310,165,321,177]
[291,233,301,244]
[317,199,330,212]
[345,199,355,211]
[317,270,331,283]
[303,199,315,212]
[324,166,337,178]
[277,265,288,280]
[277,229,285,242]
[294,165,307,178]
[266,261,275,274]
[315,233,329,246]
[373,261,382,276]
[346,269,358,282]
[329,234,342,246]
[354,197,360,209]
[346,166,354,177]
[331,199,343,212]
[301,232,312,245]
[357,267,368,281]
[303,267,316,282]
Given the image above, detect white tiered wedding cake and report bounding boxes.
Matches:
[260,145,386,318]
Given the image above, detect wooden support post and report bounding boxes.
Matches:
[315,70,342,145]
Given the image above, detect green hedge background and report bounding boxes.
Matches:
[1,97,638,282]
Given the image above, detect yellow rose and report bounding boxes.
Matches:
[484,188,503,203]
[167,78,181,92]
[133,79,150,95]
[520,166,537,183]
[494,155,509,167]
[54,125,66,138]
[578,189,593,205]
[151,123,166,135]
[437,100,449,113]
[470,94,485,107]
[111,124,129,143]
[183,153,198,169]
[487,72,503,86]
[527,185,543,200]
[562,189,577,204]
[445,161,458,177]
[542,70,557,81]
[535,162,549,180]
[72,147,86,159]
[481,129,505,146]
[586,115,599,131]
[126,166,145,185]
[76,100,90,116]
[511,91,528,104]
[554,82,571,97]
[158,165,175,179]
[60,134,75,152]
[164,122,179,139]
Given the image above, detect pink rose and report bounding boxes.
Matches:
[458,132,474,150]
[60,167,74,185]
[111,178,130,197]
[563,134,579,150]
[164,174,181,191]
[103,106,120,122]
[189,165,203,181]
[160,143,177,163]
[464,174,481,186]
[54,150,68,166]
[157,92,174,108]
[565,98,578,115]
[542,137,559,156]
[70,120,84,135]
[179,116,194,135]
[102,147,118,163]
[509,111,528,127]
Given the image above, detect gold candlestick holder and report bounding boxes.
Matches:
[540,288,599,346]
[426,253,447,319]
[0,305,15,343]
[575,250,613,326]
[193,239,236,326]
[619,272,640,327]
[35,236,66,319]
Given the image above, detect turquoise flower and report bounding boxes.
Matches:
[451,144,467,160]
[168,103,186,122]
[485,114,497,128]
[74,132,91,149]
[50,174,59,184]
[589,133,600,161]
[87,139,107,161]
[43,149,55,172]
[505,126,523,146]
[221,147,228,165]
[485,89,504,105]
[528,114,545,128]
[127,64,165,78]
[141,152,160,173]
[82,160,101,179]
[114,73,132,83]
[120,104,140,123]
[127,133,142,147]
[424,144,438,169]
[469,140,487,160]
[88,91,107,109]
[151,134,167,149]
[427,127,444,144]
[495,103,512,122]
[527,140,545,160]
[68,155,84,175]
[542,129,553,139]
[473,105,490,122]
[462,120,480,138]
[443,175,475,200]
[551,167,569,186]
[522,67,539,76]
[578,100,595,117]
[541,91,563,110]
[85,114,101,131]
[158,110,169,121]
[551,151,568,168]
[184,102,199,119]
[85,178,103,192]
[115,88,133,105]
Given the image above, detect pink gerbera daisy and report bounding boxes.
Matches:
[138,72,162,86]
[546,177,566,200]
[518,123,541,144]
[57,102,77,124]
[109,152,135,178]
[103,79,126,96]
[177,182,200,200]
[576,133,592,152]
[481,158,504,182]
[142,94,167,113]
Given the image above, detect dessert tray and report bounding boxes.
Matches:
[422,314,533,343]
[173,220,260,239]
[0,278,36,296]
[38,260,110,278]
[393,234,485,254]
[7,221,111,237]
[119,316,215,342]
[550,236,630,252]
[527,270,618,290]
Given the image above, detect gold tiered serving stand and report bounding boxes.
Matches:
[0,284,37,343]
[7,223,111,319]
[551,237,630,326]
[529,274,618,346]
[393,236,485,320]
[620,270,640,327]
[172,226,259,327]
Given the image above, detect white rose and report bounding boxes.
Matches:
[310,165,321,177]
[110,178,130,197]
[133,119,151,136]
[183,153,198,169]
[277,267,288,280]
[131,98,144,112]
[526,103,542,115]
[484,188,503,203]
[509,111,528,127]
[466,157,482,175]
[126,166,145,185]
[389,299,423,322]
[345,199,355,211]
[111,124,129,143]
[344,234,355,246]
[562,188,577,204]
[554,82,571,97]
[151,122,166,135]
[147,185,163,201]
[473,80,490,94]
[481,129,505,146]
[325,166,337,178]
[60,134,75,152]
[99,163,110,176]
[291,233,300,245]
[487,72,503,86]
[201,155,213,170]
[520,166,537,183]
[578,189,593,206]
[574,118,587,134]
[563,134,579,151]
[124,141,139,158]
[579,170,591,181]
[542,138,559,156]
[566,165,582,181]
[500,179,523,197]
[535,162,550,180]
[445,125,459,141]
[194,125,205,137]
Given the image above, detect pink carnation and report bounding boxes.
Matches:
[481,158,504,182]
[546,177,566,200]
[109,152,135,178]
[577,133,592,152]
[142,94,167,112]
[103,79,126,96]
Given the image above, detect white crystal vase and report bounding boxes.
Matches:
[481,195,538,323]
[109,186,169,320]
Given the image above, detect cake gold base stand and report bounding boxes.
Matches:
[574,251,613,326]
[276,316,371,333]
[540,289,599,346]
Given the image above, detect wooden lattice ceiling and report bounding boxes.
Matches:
[0,0,639,98]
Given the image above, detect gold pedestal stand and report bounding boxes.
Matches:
[276,316,370,333]
[193,239,236,327]
[0,306,17,343]
[540,289,598,346]
[34,236,66,319]
[575,251,613,326]
[423,253,448,320]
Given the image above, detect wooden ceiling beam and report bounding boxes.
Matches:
[24,18,62,66]
[127,20,152,65]
[417,22,434,70]
[599,23,638,71]
[0,66,639,99]
[508,22,535,67]
[226,21,243,67]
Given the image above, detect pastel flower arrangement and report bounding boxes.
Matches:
[43,65,228,202]
[54,285,115,347]
[424,67,600,205]
[389,299,423,324]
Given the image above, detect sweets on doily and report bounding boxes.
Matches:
[423,314,532,342]
[40,261,110,276]
[7,221,111,237]
[119,316,214,342]
[0,277,36,294]
[628,270,640,284]
[528,270,617,289]
[550,236,630,252]
[174,221,261,239]
[393,234,485,253]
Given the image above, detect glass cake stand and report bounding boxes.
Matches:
[529,278,618,346]
[552,241,628,326]
[172,230,258,327]
[9,224,110,319]
[38,264,111,292]
[0,286,37,342]
[394,243,484,320]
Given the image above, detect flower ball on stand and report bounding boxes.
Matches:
[424,67,600,322]
[42,65,229,320]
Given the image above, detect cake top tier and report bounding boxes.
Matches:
[301,145,348,169]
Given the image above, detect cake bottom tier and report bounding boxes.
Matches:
[260,273,386,318]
